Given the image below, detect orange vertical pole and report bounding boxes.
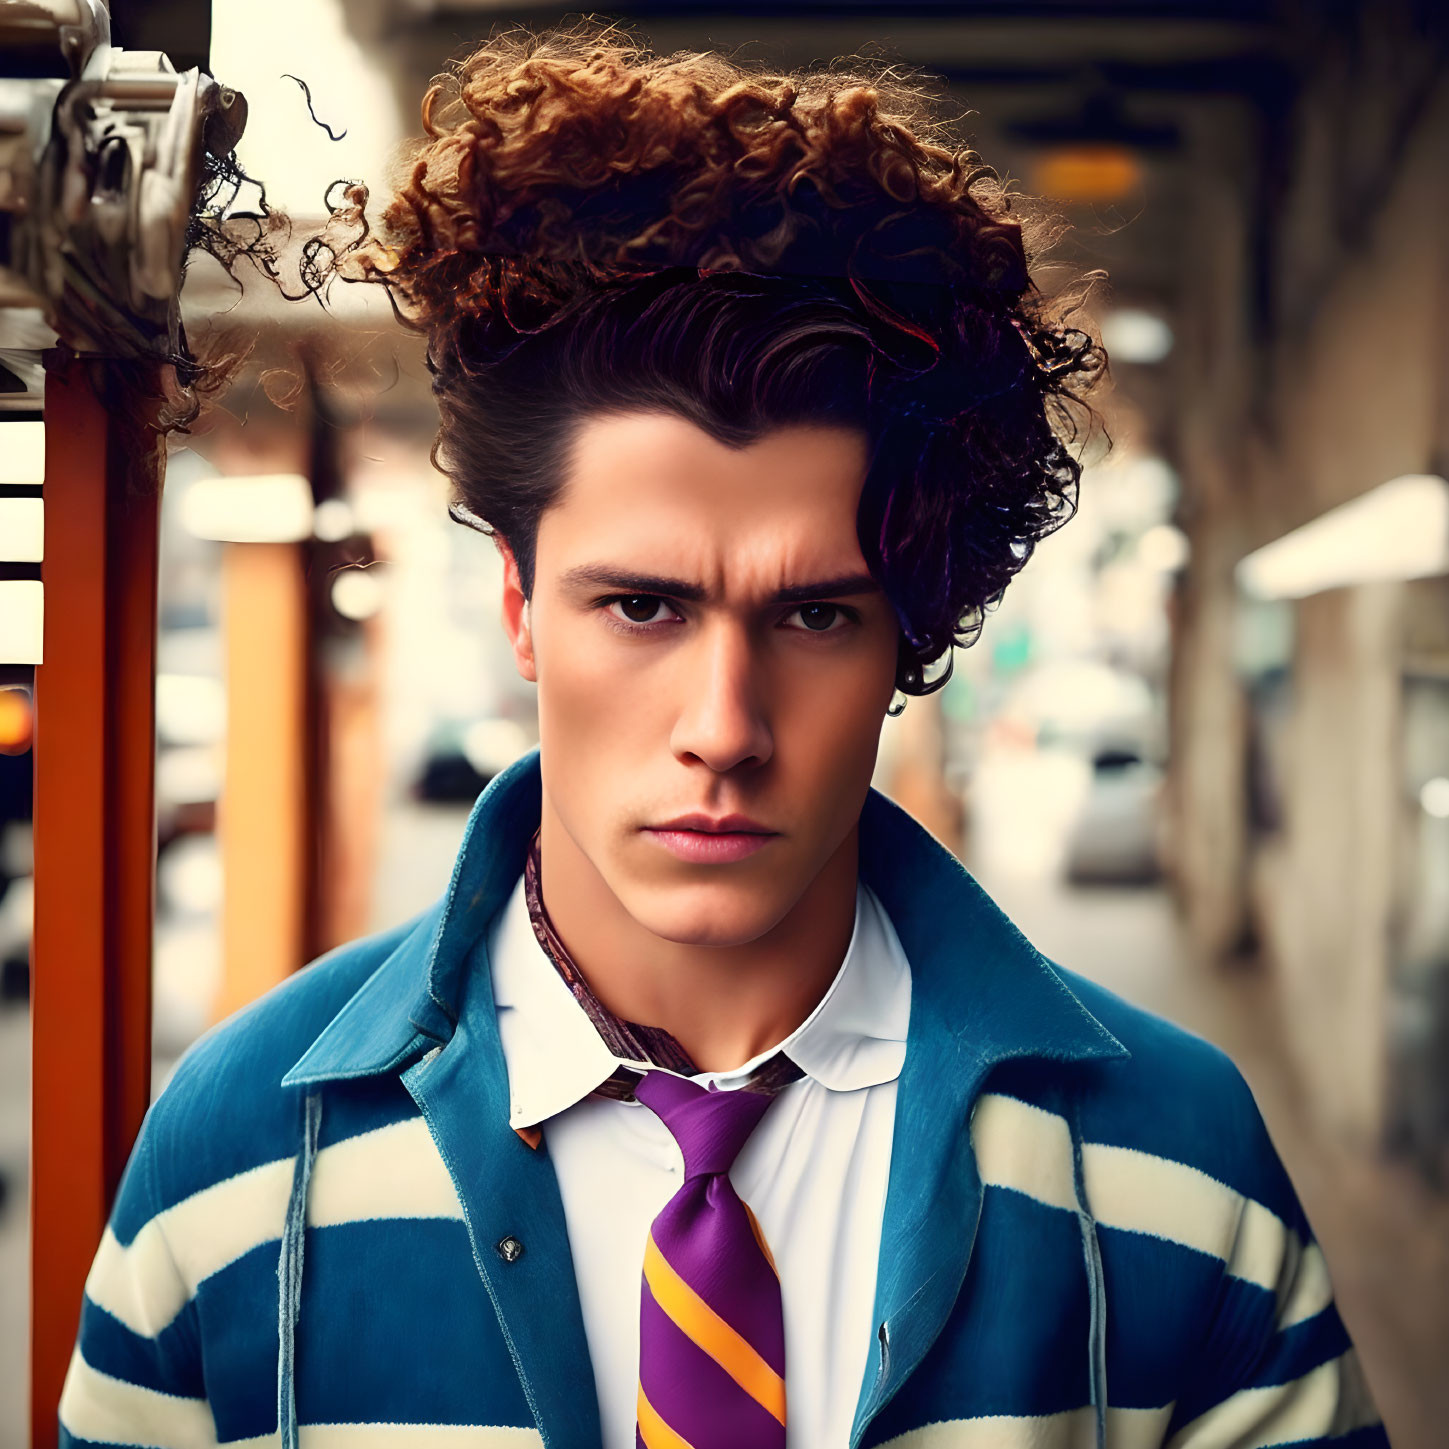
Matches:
[214,540,310,1019]
[29,354,162,1446]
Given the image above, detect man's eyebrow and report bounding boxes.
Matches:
[557,564,883,605]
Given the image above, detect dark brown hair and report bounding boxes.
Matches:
[344,18,1107,693]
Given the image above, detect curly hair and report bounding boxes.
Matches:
[344,18,1106,694]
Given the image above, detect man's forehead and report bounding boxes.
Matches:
[547,489,865,553]
[561,411,869,507]
[542,412,875,594]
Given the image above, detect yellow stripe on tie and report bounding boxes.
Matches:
[743,1201,779,1279]
[637,1383,697,1449]
[643,1232,787,1425]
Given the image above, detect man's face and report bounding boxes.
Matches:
[500,410,901,948]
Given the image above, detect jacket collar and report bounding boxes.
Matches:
[491,868,912,1129]
[281,745,540,1088]
[283,744,1126,1091]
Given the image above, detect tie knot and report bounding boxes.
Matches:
[633,1070,774,1179]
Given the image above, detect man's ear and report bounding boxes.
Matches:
[496,536,537,683]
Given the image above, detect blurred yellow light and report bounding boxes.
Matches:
[0,687,33,754]
[1030,146,1143,204]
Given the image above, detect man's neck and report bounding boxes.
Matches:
[536,797,860,1074]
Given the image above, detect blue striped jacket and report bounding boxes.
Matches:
[60,746,1389,1448]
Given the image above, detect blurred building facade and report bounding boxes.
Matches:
[1159,19,1449,1153]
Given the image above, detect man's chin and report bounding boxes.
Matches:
[617,879,791,950]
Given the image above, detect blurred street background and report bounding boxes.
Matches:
[4,2,1449,1445]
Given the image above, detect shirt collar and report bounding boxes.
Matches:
[490,861,911,1130]
[282,745,1127,1092]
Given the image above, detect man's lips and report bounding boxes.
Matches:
[642,815,779,864]
[649,812,777,834]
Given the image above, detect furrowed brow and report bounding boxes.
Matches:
[558,566,708,601]
[558,564,882,605]
[771,574,883,604]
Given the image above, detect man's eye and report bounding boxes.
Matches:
[605,594,675,626]
[788,603,851,632]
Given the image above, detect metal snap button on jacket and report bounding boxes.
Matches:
[495,1235,525,1263]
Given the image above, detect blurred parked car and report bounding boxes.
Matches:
[414,716,534,804]
[1064,747,1165,885]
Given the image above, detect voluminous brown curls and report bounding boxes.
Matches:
[337,18,1108,694]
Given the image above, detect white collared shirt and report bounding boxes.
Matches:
[487,870,913,1449]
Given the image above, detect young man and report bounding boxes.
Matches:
[61,23,1387,1449]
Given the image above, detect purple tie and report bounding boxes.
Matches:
[632,1070,787,1449]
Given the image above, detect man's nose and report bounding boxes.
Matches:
[668,618,773,772]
